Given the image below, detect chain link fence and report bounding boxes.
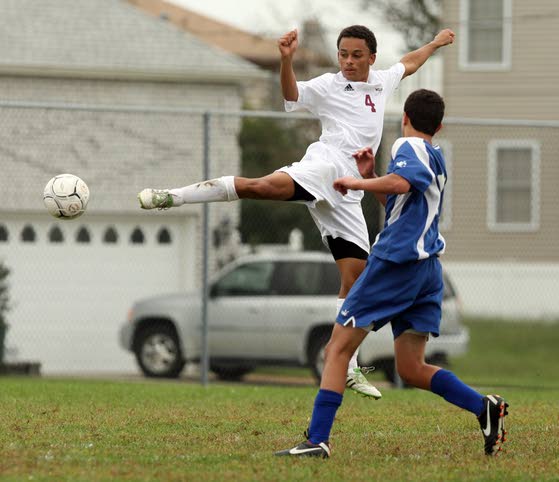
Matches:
[1,102,557,383]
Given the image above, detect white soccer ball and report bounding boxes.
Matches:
[43,173,90,220]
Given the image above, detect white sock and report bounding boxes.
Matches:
[348,349,359,372]
[169,176,239,206]
[336,298,359,373]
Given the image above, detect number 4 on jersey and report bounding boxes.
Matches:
[365,94,376,112]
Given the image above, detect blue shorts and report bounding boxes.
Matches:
[336,255,443,338]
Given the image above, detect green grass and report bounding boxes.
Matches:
[256,319,559,389]
[1,320,558,481]
[451,318,559,389]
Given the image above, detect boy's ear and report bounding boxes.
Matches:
[434,123,443,134]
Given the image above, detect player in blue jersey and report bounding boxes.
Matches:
[275,89,509,459]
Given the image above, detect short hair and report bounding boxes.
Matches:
[337,25,377,54]
[404,89,445,136]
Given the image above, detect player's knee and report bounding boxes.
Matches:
[396,362,422,386]
[324,339,351,364]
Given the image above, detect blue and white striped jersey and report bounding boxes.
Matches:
[372,137,447,263]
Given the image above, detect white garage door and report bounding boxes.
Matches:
[0,212,196,374]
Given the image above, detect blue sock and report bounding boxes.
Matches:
[430,369,484,416]
[307,389,343,444]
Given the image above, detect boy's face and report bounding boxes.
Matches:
[337,37,376,82]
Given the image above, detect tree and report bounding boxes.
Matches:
[362,0,441,51]
[238,116,383,251]
[238,116,324,250]
[0,262,10,365]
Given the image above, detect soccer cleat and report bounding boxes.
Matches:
[274,440,331,458]
[478,394,509,456]
[138,189,174,210]
[346,367,382,399]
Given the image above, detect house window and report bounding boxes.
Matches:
[49,225,64,243]
[103,226,118,244]
[460,0,512,70]
[0,225,8,242]
[76,226,91,243]
[488,140,540,231]
[130,227,145,244]
[436,140,452,231]
[21,225,36,243]
[157,227,172,244]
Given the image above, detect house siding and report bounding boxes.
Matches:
[443,0,559,120]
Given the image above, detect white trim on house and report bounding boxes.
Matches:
[444,261,559,320]
[437,139,453,231]
[487,139,541,232]
[459,0,512,71]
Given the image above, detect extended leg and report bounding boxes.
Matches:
[333,254,381,399]
[394,331,509,456]
[275,323,367,458]
[138,171,296,209]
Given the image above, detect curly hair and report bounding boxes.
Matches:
[337,25,377,54]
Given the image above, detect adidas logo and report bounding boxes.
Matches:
[344,84,354,92]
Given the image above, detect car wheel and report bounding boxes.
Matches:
[210,364,254,381]
[134,323,185,378]
[426,353,449,368]
[308,329,331,384]
[378,358,414,388]
[382,360,397,385]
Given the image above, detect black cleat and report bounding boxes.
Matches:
[478,395,509,456]
[274,440,331,458]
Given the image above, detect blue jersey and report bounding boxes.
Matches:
[372,137,447,263]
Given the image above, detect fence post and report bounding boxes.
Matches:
[200,111,211,386]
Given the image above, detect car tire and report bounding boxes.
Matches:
[134,323,185,378]
[210,364,254,381]
[426,352,449,368]
[308,329,331,384]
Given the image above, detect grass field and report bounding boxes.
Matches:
[1,320,558,481]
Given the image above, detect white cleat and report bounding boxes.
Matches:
[138,189,174,210]
[346,367,382,399]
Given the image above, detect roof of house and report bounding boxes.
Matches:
[127,0,333,69]
[0,0,267,81]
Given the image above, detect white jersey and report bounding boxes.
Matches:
[285,63,405,167]
[280,63,405,254]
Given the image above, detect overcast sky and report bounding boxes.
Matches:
[168,0,406,65]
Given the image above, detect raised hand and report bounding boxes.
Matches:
[432,29,455,48]
[278,29,299,59]
[352,146,376,179]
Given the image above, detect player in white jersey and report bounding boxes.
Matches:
[276,90,509,459]
[138,25,455,399]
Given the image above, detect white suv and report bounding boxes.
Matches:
[119,251,469,384]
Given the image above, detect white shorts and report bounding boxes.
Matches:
[277,142,370,254]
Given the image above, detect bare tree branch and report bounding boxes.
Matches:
[362,0,441,51]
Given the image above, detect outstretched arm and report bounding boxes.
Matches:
[335,147,410,204]
[334,173,410,201]
[400,29,455,79]
[278,29,299,101]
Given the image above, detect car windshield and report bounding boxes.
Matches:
[271,261,340,296]
[213,262,274,296]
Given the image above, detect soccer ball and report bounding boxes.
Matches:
[43,174,90,220]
